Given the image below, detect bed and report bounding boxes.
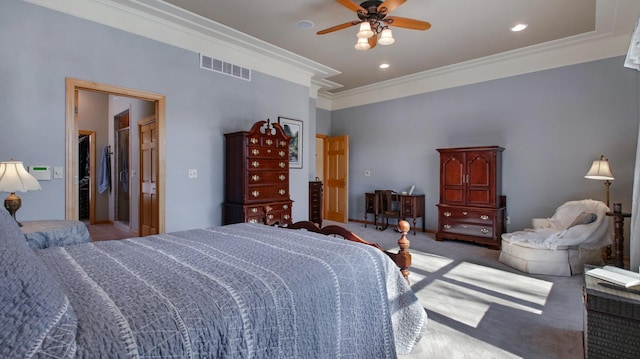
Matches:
[0,208,427,358]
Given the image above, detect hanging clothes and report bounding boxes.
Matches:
[98,144,111,194]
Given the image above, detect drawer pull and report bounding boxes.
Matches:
[279,189,286,195]
[279,150,286,157]
[462,212,468,216]
[480,215,489,220]
[480,228,489,234]
[283,205,289,209]
[462,225,468,228]
[266,139,273,145]
[268,214,274,219]
[252,161,260,168]
[279,162,286,168]
[249,219,258,223]
[251,208,258,213]
[279,175,286,181]
[250,138,258,144]
[252,190,260,197]
[444,211,451,217]
[280,141,287,147]
[251,149,260,155]
[252,175,260,182]
[284,214,290,220]
[443,224,451,229]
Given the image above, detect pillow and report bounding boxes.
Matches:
[567,211,598,228]
[0,208,77,358]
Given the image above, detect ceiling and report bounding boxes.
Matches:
[161,0,598,93]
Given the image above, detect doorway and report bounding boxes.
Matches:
[324,135,349,223]
[114,110,130,226]
[78,130,96,223]
[66,78,166,234]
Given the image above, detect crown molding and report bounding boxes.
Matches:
[23,0,340,90]
[325,0,640,110]
[23,0,639,111]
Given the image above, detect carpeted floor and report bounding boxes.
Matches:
[324,220,585,359]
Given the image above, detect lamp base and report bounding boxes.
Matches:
[4,192,23,227]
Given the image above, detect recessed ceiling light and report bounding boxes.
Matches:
[296,20,314,30]
[511,24,528,32]
[379,63,390,69]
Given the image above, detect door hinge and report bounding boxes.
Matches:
[74,107,78,114]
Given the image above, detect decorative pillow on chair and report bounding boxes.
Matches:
[567,211,598,228]
[0,208,77,358]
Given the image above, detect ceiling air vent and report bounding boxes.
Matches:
[200,54,251,81]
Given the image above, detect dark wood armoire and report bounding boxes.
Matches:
[435,146,506,249]
[223,119,293,226]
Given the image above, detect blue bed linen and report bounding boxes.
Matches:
[36,223,426,358]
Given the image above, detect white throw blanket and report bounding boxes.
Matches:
[504,199,613,250]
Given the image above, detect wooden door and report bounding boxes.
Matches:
[139,116,158,235]
[325,135,348,222]
[465,151,495,207]
[440,151,465,205]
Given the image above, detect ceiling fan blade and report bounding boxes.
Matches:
[316,21,361,35]
[368,35,377,49]
[336,0,367,13]
[377,0,406,14]
[386,16,432,30]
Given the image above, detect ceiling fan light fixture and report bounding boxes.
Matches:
[355,37,371,50]
[357,22,374,38]
[378,28,395,45]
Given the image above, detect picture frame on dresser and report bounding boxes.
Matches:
[278,117,303,169]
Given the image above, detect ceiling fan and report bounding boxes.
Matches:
[317,0,431,50]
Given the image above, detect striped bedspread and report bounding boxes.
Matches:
[36,223,426,358]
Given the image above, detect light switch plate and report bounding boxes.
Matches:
[188,169,198,178]
[54,166,64,179]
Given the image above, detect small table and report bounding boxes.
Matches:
[364,192,425,235]
[21,220,92,249]
[605,212,631,268]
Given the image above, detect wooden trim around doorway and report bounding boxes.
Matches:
[65,78,166,233]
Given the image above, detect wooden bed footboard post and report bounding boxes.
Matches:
[396,220,412,284]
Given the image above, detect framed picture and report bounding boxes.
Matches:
[278,117,303,169]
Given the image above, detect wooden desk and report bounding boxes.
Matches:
[606,212,631,268]
[365,192,425,235]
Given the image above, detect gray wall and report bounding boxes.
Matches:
[331,57,639,238]
[0,0,311,231]
[316,108,332,136]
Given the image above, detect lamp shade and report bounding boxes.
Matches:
[584,155,614,180]
[378,28,395,45]
[357,22,374,39]
[355,37,371,51]
[0,161,42,193]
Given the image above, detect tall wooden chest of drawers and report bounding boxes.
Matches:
[309,181,323,226]
[223,119,293,225]
[435,146,506,249]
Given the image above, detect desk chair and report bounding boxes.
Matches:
[377,190,401,231]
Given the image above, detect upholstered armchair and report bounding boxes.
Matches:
[499,199,613,276]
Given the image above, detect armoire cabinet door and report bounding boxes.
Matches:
[465,151,496,207]
[440,151,465,205]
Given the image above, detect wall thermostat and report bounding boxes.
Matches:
[29,166,51,180]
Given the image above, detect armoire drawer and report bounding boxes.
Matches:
[438,208,496,225]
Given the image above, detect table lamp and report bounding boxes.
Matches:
[0,160,41,226]
[584,155,615,207]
